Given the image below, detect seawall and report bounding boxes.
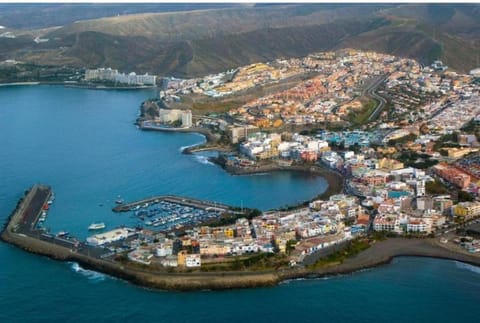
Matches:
[3,186,480,292]
[0,185,280,291]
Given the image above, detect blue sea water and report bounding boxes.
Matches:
[0,86,479,322]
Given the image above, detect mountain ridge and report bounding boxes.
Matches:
[1,4,479,77]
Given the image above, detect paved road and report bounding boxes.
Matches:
[366,75,388,122]
[16,186,50,233]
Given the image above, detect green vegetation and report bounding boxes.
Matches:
[201,252,289,272]
[171,119,182,127]
[308,238,371,269]
[388,133,417,146]
[426,178,448,195]
[369,231,391,241]
[286,240,297,255]
[396,151,438,169]
[458,190,475,202]
[347,100,377,126]
[461,120,480,141]
[426,43,443,63]
[207,208,261,227]
[433,132,459,150]
[192,100,242,114]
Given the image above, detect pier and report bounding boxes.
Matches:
[1,184,114,258]
[3,184,52,235]
[112,195,232,213]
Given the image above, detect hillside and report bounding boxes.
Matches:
[0,3,241,29]
[0,3,479,78]
[47,4,384,41]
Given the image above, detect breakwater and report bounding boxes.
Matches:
[112,195,232,213]
[3,185,480,292]
[0,185,280,291]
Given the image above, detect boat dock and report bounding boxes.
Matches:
[3,184,53,234]
[112,195,231,213]
[1,184,123,261]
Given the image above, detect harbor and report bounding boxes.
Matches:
[3,184,480,292]
[113,195,241,232]
[0,185,282,290]
[113,195,231,213]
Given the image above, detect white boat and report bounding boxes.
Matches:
[88,222,106,230]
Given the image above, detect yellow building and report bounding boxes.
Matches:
[181,238,192,247]
[378,158,404,170]
[445,148,477,159]
[257,147,279,160]
[177,250,187,267]
[224,228,234,238]
[453,202,480,219]
[200,243,231,256]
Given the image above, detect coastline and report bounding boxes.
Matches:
[0,81,40,87]
[214,160,344,202]
[64,83,157,91]
[1,186,479,292]
[3,221,480,291]
[0,81,156,90]
[139,121,219,145]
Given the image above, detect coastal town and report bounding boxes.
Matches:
[117,49,480,268]
[4,4,480,322]
[3,48,480,288]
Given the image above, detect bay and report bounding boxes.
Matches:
[0,85,479,323]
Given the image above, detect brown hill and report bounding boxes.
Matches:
[2,3,479,77]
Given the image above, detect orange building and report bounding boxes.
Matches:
[434,163,471,189]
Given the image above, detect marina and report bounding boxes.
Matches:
[114,195,239,232]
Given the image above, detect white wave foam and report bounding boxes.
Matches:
[69,262,106,281]
[179,137,207,152]
[455,261,480,275]
[194,155,214,166]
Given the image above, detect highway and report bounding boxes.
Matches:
[365,74,388,122]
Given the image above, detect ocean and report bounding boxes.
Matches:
[0,85,479,322]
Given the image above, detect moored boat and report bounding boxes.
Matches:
[88,222,106,230]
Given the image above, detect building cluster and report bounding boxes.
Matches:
[86,228,136,246]
[84,67,156,86]
[370,187,452,235]
[434,163,472,189]
[120,194,368,267]
[227,50,409,128]
[142,109,193,128]
[318,130,376,148]
[238,132,329,162]
[427,95,480,134]
[90,50,480,269]
[160,60,305,99]
[380,57,480,134]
